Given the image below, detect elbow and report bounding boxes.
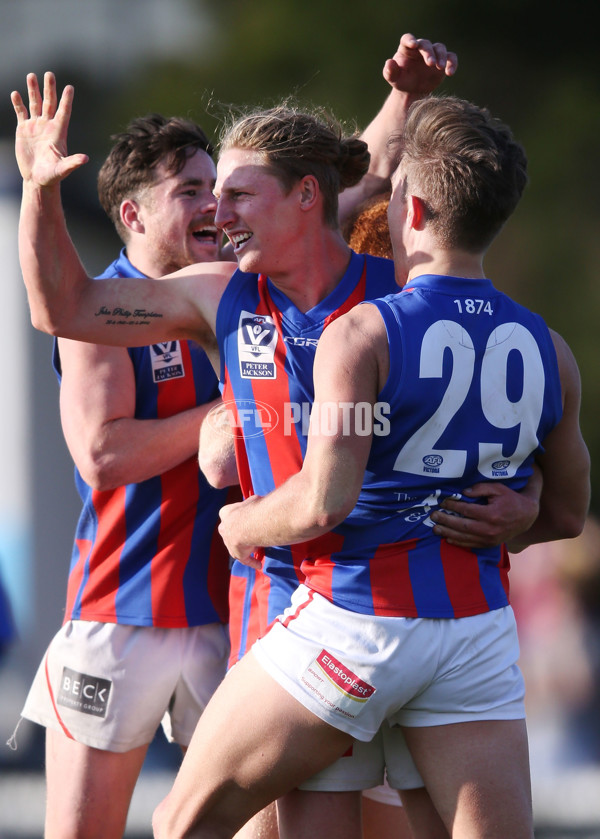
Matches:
[555,510,588,542]
[198,454,238,489]
[308,494,356,533]
[30,307,62,336]
[202,466,234,490]
[29,286,87,336]
[553,478,591,542]
[78,455,122,493]
[539,502,589,544]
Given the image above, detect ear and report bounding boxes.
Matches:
[407,194,427,231]
[120,199,145,234]
[298,175,319,212]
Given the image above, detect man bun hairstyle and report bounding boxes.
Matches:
[220,104,370,228]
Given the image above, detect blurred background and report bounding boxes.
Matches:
[0,0,598,836]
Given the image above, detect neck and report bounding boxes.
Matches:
[267,230,352,312]
[123,243,172,279]
[407,246,485,282]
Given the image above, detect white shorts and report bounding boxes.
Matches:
[21,620,229,752]
[298,721,422,792]
[253,586,525,742]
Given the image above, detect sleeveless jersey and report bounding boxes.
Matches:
[299,274,564,617]
[216,251,398,663]
[59,249,230,627]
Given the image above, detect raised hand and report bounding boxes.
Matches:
[11,72,89,187]
[383,33,458,96]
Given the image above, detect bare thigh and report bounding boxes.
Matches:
[152,650,354,838]
[361,794,413,839]
[398,787,449,839]
[278,790,361,839]
[403,719,533,839]
[233,804,279,839]
[45,727,149,839]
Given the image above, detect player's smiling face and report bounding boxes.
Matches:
[214,148,301,275]
[138,149,220,273]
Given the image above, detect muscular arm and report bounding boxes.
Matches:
[13,72,232,349]
[431,331,590,551]
[218,307,385,565]
[338,34,457,226]
[58,338,222,490]
[506,331,590,551]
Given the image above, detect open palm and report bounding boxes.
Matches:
[11,72,88,186]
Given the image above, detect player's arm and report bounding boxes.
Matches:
[338,33,458,226]
[431,331,590,550]
[58,338,223,490]
[198,401,241,489]
[506,331,590,551]
[217,306,385,565]
[12,72,231,349]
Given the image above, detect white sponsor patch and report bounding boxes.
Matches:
[238,311,278,379]
[301,649,375,721]
[57,667,112,718]
[150,341,185,382]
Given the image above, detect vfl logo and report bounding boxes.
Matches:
[422,454,443,473]
[150,341,185,382]
[57,667,112,718]
[238,311,278,379]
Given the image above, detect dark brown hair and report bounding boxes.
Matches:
[97,114,213,239]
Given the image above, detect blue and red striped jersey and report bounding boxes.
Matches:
[59,249,230,627]
[216,251,398,662]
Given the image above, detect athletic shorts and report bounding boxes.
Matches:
[253,585,525,742]
[298,721,422,792]
[21,620,229,752]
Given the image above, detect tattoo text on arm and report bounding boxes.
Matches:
[94,305,164,326]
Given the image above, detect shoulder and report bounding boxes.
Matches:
[318,303,389,393]
[324,300,388,353]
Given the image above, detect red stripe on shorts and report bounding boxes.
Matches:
[44,650,75,740]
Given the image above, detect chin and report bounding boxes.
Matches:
[235,250,260,274]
